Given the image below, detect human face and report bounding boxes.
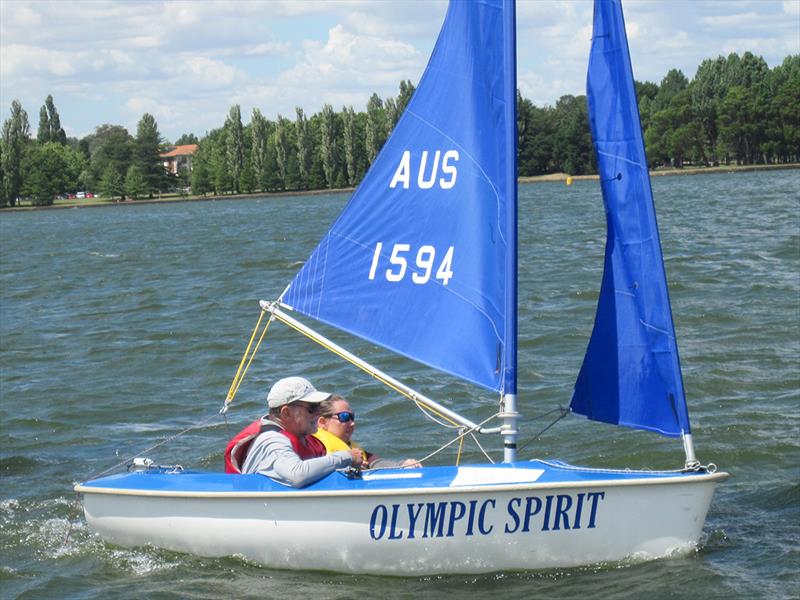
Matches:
[318,398,355,443]
[280,401,320,437]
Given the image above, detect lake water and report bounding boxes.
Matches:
[1,170,798,599]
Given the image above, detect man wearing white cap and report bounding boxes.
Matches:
[224,376,363,487]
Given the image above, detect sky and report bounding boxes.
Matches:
[1,0,798,143]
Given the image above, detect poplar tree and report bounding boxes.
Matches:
[397,80,415,114]
[225,105,244,192]
[251,108,268,190]
[273,114,289,190]
[1,100,30,207]
[384,97,398,136]
[365,93,385,164]
[45,95,67,145]
[319,104,336,188]
[37,106,50,143]
[295,107,311,189]
[342,106,357,186]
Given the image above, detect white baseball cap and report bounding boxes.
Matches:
[267,376,331,408]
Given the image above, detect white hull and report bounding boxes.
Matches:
[79,468,725,575]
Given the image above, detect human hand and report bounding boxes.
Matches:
[401,458,422,468]
[349,448,364,467]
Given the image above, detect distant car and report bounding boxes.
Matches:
[76,192,86,199]
[86,192,94,198]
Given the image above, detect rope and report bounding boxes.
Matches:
[516,405,570,455]
[469,431,495,464]
[222,309,273,412]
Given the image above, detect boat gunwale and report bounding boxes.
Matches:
[74,470,729,499]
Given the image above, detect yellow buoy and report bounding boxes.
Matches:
[566,176,573,186]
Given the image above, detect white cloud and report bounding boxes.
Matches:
[5,3,41,27]
[268,23,424,110]
[169,56,242,88]
[1,44,79,77]
[1,0,797,143]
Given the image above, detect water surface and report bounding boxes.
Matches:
[1,170,798,599]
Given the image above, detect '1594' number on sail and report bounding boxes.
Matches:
[368,242,454,285]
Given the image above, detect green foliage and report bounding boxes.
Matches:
[342,106,358,187]
[124,164,147,199]
[3,50,797,203]
[273,115,290,190]
[174,133,199,146]
[22,142,71,205]
[251,108,270,190]
[86,124,133,185]
[397,80,415,115]
[37,106,50,144]
[319,104,337,189]
[365,93,386,165]
[134,113,165,197]
[240,157,256,193]
[189,143,212,196]
[225,105,245,192]
[100,165,124,200]
[295,107,311,189]
[1,100,30,207]
[552,95,594,175]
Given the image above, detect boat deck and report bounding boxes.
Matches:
[76,459,726,497]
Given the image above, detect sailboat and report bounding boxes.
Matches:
[75,0,727,575]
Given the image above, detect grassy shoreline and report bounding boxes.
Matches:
[4,162,797,212]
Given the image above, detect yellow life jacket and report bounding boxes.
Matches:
[313,428,368,463]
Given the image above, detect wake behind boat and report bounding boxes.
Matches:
[75,0,728,575]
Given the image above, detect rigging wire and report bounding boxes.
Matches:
[516,405,570,455]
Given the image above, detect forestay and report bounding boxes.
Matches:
[570,0,691,437]
[283,0,517,394]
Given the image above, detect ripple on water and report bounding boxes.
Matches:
[0,173,798,597]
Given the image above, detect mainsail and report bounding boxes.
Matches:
[283,0,517,394]
[570,0,692,437]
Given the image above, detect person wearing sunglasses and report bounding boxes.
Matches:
[313,395,421,469]
[225,377,363,487]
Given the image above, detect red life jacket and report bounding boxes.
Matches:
[224,418,327,474]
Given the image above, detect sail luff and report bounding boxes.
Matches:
[570,0,692,438]
[502,0,518,397]
[500,0,519,463]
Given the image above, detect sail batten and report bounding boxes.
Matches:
[570,0,691,438]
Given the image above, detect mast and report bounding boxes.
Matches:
[501,0,519,463]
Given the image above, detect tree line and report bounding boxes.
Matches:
[1,51,797,207]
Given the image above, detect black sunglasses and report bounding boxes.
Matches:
[329,411,355,423]
[291,402,320,414]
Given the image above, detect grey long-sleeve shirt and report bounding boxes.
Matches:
[241,427,353,488]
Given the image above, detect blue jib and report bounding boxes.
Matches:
[570,0,692,437]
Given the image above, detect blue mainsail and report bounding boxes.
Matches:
[283,0,517,393]
[570,0,692,437]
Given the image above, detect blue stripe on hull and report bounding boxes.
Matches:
[77,460,716,495]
